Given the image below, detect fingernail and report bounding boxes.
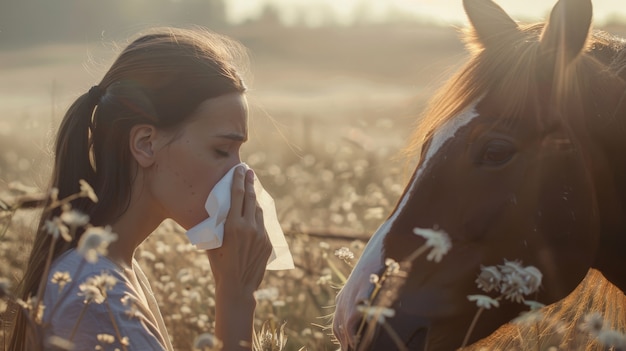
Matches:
[238,165,245,175]
[246,169,254,183]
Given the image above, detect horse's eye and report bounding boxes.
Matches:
[479,139,516,166]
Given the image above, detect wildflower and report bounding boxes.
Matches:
[17,296,44,322]
[139,250,156,261]
[97,334,115,344]
[498,260,542,302]
[413,227,452,262]
[523,300,545,311]
[384,258,400,274]
[181,305,192,315]
[77,226,117,263]
[0,277,11,298]
[272,300,286,307]
[334,247,355,261]
[79,179,98,203]
[499,270,527,303]
[356,305,396,324]
[78,284,105,304]
[254,287,279,301]
[579,312,604,335]
[595,329,626,349]
[49,188,59,202]
[60,209,90,229]
[369,274,380,284]
[319,241,330,250]
[51,271,72,292]
[475,265,502,293]
[78,272,117,304]
[44,217,71,242]
[46,335,75,351]
[467,294,500,309]
[520,265,542,295]
[193,332,223,350]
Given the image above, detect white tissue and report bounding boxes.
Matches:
[185,163,295,270]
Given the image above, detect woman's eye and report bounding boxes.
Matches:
[478,139,516,166]
[215,149,229,157]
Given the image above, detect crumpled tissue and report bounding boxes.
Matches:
[185,163,294,270]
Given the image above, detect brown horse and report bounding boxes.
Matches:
[333,0,626,350]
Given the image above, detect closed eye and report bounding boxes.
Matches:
[215,149,229,157]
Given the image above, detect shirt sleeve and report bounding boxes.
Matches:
[44,267,169,351]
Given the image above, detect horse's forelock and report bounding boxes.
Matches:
[402,25,545,164]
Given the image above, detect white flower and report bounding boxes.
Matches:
[97,334,115,344]
[79,179,98,203]
[520,265,542,295]
[498,260,542,302]
[356,305,396,324]
[77,226,117,263]
[0,277,11,298]
[46,335,74,351]
[523,300,545,311]
[44,217,71,242]
[78,273,117,304]
[51,271,72,292]
[369,274,380,284]
[193,333,222,350]
[595,329,626,349]
[475,265,502,293]
[413,227,452,262]
[579,312,604,335]
[384,258,400,273]
[60,209,90,229]
[334,247,355,261]
[467,294,500,309]
[254,287,279,301]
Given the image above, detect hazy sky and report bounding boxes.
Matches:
[225,0,626,26]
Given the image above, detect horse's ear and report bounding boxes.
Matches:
[539,0,592,64]
[463,0,519,48]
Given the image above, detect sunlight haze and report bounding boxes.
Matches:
[226,0,626,26]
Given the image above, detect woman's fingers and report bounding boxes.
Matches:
[230,165,246,217]
[243,169,257,221]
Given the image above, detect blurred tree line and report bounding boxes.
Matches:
[0,0,231,47]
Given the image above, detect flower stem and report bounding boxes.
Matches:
[381,320,410,351]
[68,303,89,341]
[462,307,485,348]
[105,299,128,351]
[33,234,58,321]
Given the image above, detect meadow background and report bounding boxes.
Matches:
[1,1,625,350]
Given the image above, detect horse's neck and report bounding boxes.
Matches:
[592,110,626,294]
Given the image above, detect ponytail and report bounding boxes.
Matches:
[7,88,103,351]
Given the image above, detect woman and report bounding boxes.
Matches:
[9,27,272,350]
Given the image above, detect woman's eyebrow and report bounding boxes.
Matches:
[212,133,247,141]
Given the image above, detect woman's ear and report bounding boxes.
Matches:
[129,124,158,168]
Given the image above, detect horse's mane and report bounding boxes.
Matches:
[463,269,626,350]
[403,23,626,162]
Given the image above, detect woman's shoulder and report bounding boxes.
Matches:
[41,249,169,350]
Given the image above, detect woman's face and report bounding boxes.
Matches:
[148,92,248,229]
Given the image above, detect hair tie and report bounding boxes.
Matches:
[88,85,104,105]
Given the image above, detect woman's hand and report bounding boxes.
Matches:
[206,165,272,350]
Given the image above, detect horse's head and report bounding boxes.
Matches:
[334,0,626,349]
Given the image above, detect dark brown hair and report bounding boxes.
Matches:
[9,27,248,350]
